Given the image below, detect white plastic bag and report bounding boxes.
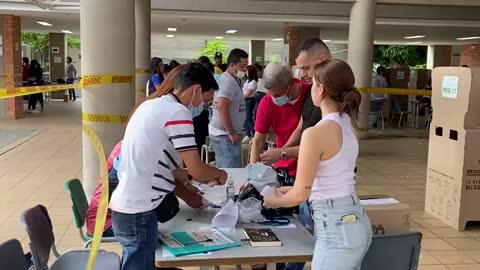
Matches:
[247,162,278,191]
[237,197,265,223]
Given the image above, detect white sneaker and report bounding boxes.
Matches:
[242,136,251,144]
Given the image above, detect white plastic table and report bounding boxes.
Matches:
[155,168,315,269]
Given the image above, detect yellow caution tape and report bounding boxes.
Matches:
[82,124,109,270]
[356,127,369,132]
[82,112,129,123]
[82,74,134,87]
[0,84,82,98]
[0,74,134,99]
[135,68,150,74]
[358,88,432,96]
[0,74,21,78]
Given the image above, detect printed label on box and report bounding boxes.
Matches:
[442,76,459,99]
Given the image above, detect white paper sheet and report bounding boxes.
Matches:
[360,198,400,205]
[212,199,238,229]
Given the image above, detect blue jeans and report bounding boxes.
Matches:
[112,210,158,270]
[311,194,372,270]
[210,135,242,168]
[245,98,256,138]
[285,176,314,270]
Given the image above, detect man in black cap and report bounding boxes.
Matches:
[214,52,228,73]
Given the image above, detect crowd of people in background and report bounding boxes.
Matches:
[21,56,78,113]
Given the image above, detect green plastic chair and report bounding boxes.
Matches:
[64,179,116,248]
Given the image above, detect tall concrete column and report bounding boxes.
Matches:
[49,33,66,82]
[284,27,320,66]
[249,40,265,66]
[0,15,23,120]
[427,45,435,70]
[81,0,135,199]
[135,0,151,101]
[347,0,376,139]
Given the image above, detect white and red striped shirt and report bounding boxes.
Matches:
[110,94,197,214]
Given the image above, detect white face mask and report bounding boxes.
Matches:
[236,70,246,79]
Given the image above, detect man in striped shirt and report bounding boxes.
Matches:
[110,63,228,270]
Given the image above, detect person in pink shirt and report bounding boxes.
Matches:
[86,140,122,237]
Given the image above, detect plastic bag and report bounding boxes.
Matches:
[237,197,265,223]
[247,163,279,191]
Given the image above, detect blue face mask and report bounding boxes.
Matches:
[272,85,292,106]
[272,95,289,106]
[189,101,205,118]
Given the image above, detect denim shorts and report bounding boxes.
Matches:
[310,194,372,270]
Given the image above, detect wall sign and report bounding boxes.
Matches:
[441,75,459,100]
[52,47,60,53]
[397,71,405,80]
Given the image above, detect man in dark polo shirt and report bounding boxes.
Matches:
[258,38,331,270]
[259,38,331,165]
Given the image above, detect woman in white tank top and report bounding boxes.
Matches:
[264,59,372,270]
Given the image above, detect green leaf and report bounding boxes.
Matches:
[196,40,229,63]
[67,36,81,49]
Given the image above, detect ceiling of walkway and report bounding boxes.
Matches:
[1,0,480,45]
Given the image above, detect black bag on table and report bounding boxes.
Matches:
[236,167,298,217]
[154,192,180,223]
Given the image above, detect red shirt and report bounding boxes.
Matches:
[254,79,309,176]
[22,64,29,82]
[86,141,122,235]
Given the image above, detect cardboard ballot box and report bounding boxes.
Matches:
[425,67,480,231]
[360,195,411,235]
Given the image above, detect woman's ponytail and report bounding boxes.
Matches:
[339,87,362,124]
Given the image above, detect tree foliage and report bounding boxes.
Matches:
[373,45,427,67]
[21,33,49,54]
[22,33,81,52]
[67,36,81,49]
[270,55,279,62]
[197,40,228,63]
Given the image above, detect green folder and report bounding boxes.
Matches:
[160,228,241,257]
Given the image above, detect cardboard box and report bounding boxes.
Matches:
[359,195,411,235]
[425,67,480,231]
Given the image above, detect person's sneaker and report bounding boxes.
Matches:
[242,136,251,144]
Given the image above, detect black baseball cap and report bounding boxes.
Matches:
[214,52,222,59]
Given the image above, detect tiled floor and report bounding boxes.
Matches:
[0,100,479,270]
